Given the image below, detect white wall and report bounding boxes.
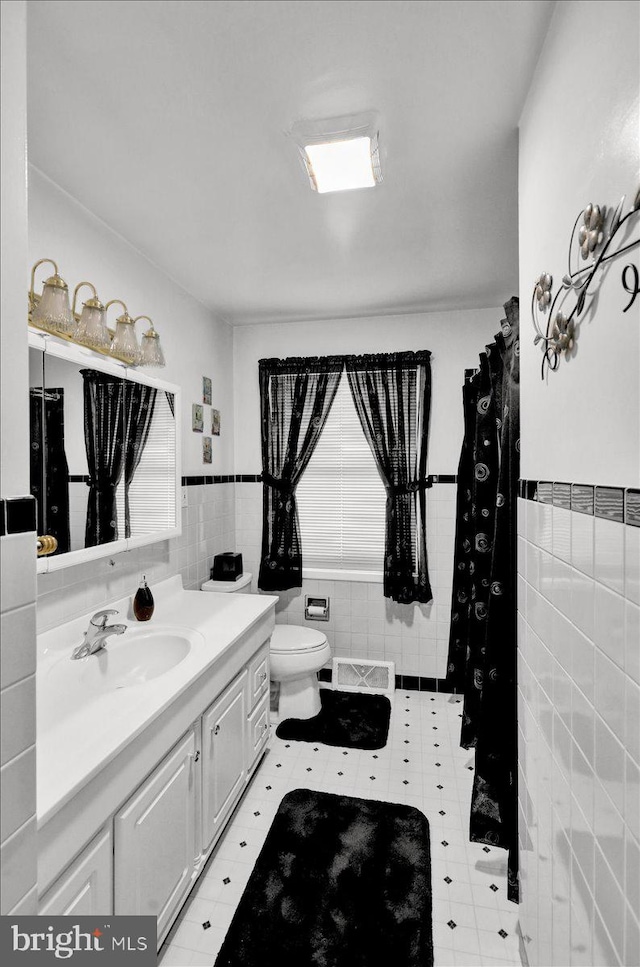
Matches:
[29,168,239,625]
[519,1,639,486]
[0,0,38,917]
[233,308,504,473]
[28,167,235,477]
[517,3,640,966]
[1,2,29,495]
[233,307,506,680]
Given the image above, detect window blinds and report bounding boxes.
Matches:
[115,392,176,536]
[296,375,386,573]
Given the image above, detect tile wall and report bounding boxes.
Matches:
[0,516,38,914]
[517,493,639,966]
[235,481,457,680]
[36,483,236,633]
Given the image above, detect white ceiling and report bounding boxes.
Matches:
[27,0,554,325]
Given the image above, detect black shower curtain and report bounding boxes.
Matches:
[29,387,71,554]
[258,355,344,592]
[446,297,520,902]
[345,351,432,604]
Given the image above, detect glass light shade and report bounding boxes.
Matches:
[140,328,166,367]
[32,278,75,335]
[75,302,110,350]
[110,318,140,364]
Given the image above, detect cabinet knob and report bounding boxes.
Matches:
[260,672,267,684]
[262,722,268,732]
[194,750,200,762]
[212,724,220,736]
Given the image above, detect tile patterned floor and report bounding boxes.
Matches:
[159,689,521,967]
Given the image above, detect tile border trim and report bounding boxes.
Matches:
[182,473,458,487]
[519,479,638,526]
[0,496,36,536]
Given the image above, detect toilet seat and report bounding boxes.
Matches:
[270,625,328,655]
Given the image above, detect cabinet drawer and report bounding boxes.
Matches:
[40,827,113,916]
[247,691,270,771]
[247,643,270,711]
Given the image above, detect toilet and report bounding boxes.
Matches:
[201,573,331,721]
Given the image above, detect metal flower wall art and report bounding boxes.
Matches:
[531,188,640,378]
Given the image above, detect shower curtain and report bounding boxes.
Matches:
[29,386,71,554]
[446,297,520,902]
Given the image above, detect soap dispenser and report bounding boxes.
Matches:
[133,576,154,621]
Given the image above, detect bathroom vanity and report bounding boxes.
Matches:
[36,576,276,947]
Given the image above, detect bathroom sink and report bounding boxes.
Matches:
[43,627,198,717]
[82,631,192,688]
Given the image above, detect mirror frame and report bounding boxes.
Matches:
[29,329,182,573]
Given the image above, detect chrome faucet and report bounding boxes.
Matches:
[71,609,127,660]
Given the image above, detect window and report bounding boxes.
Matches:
[296,375,386,575]
[115,391,176,536]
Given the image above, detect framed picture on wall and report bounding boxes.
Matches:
[211,409,220,436]
[192,403,204,432]
[203,436,212,464]
[203,376,212,405]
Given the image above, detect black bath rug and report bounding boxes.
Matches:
[276,689,391,749]
[214,788,433,967]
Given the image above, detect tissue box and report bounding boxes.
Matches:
[211,552,243,582]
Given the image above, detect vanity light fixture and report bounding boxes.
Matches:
[72,282,110,351]
[28,257,170,368]
[29,258,75,336]
[136,316,166,368]
[105,300,141,365]
[290,112,383,194]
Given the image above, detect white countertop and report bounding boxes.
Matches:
[36,576,277,826]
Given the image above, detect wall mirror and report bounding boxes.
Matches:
[28,332,181,572]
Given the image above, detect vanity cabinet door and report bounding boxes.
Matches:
[39,827,113,916]
[202,671,247,852]
[114,729,197,941]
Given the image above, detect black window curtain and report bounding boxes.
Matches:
[122,382,157,538]
[345,351,432,604]
[81,370,127,546]
[29,387,71,554]
[446,297,520,902]
[82,370,158,545]
[258,355,344,592]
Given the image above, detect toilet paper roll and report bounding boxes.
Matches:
[307,605,326,617]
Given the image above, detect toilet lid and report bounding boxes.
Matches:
[270,625,328,654]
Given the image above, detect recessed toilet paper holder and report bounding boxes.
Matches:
[305,595,329,621]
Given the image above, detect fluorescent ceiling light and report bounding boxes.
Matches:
[289,112,383,195]
[304,137,376,194]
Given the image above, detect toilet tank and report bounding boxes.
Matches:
[201,572,253,594]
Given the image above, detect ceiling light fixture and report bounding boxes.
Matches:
[290,112,382,195]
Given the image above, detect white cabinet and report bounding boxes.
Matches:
[42,639,272,945]
[114,729,197,940]
[202,671,247,852]
[39,828,113,916]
